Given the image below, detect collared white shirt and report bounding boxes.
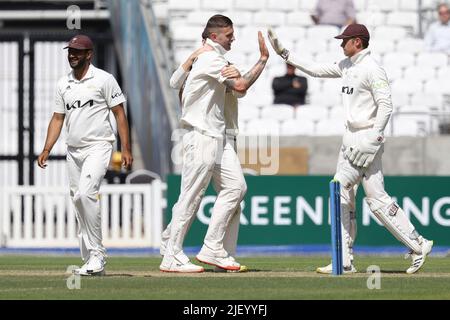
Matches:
[424,21,450,53]
[170,64,244,137]
[179,38,229,138]
[288,48,393,131]
[55,64,126,147]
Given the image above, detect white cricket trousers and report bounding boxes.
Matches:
[161,134,246,257]
[165,130,246,258]
[67,141,112,262]
[203,135,246,258]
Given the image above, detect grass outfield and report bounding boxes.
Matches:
[0,255,449,300]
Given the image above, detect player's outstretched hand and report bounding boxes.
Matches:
[258,31,269,61]
[37,150,49,169]
[121,150,133,170]
[267,28,290,60]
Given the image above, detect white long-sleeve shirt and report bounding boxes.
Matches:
[287,48,393,132]
[169,52,244,136]
[177,39,229,138]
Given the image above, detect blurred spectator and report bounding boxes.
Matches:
[311,0,356,29]
[272,63,308,107]
[424,3,450,53]
[104,151,128,184]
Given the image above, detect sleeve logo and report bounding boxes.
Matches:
[111,92,123,99]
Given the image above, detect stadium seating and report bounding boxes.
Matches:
[416,52,448,68]
[160,0,450,137]
[315,117,346,136]
[396,38,425,54]
[245,118,281,135]
[295,105,329,121]
[383,52,415,68]
[410,93,443,109]
[13,0,449,142]
[403,66,435,82]
[286,11,315,27]
[370,40,395,55]
[261,105,296,120]
[386,11,419,33]
[391,114,433,136]
[281,119,315,136]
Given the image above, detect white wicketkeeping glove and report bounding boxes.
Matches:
[344,130,385,168]
[267,28,290,60]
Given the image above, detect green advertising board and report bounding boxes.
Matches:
[166,175,450,247]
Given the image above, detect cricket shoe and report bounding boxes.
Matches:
[211,255,248,272]
[196,252,240,271]
[214,265,249,273]
[316,263,357,274]
[405,238,433,274]
[160,253,204,273]
[73,252,106,276]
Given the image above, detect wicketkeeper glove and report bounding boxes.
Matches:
[267,28,290,60]
[344,130,385,168]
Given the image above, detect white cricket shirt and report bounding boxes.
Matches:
[170,63,244,137]
[224,91,240,137]
[180,39,228,138]
[288,48,393,132]
[54,64,126,147]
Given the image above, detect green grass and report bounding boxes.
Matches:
[0,255,449,299]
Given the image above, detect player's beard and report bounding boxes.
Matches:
[69,56,88,70]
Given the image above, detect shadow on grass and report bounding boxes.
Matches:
[380,270,405,274]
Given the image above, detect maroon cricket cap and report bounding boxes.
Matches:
[334,24,370,41]
[64,35,94,50]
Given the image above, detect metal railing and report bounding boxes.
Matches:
[0,181,166,248]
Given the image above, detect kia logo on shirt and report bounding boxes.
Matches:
[111,92,123,99]
[342,86,354,95]
[66,99,94,111]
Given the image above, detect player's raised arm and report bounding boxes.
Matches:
[223,31,269,93]
[37,112,65,169]
[267,28,342,78]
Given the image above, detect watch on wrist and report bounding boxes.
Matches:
[281,49,290,60]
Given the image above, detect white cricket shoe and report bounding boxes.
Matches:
[214,265,249,273]
[160,253,204,273]
[196,252,240,271]
[212,255,248,272]
[73,252,106,276]
[316,263,357,274]
[406,239,433,274]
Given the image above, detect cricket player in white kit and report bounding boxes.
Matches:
[37,35,133,275]
[160,39,249,272]
[268,24,433,274]
[160,15,269,273]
